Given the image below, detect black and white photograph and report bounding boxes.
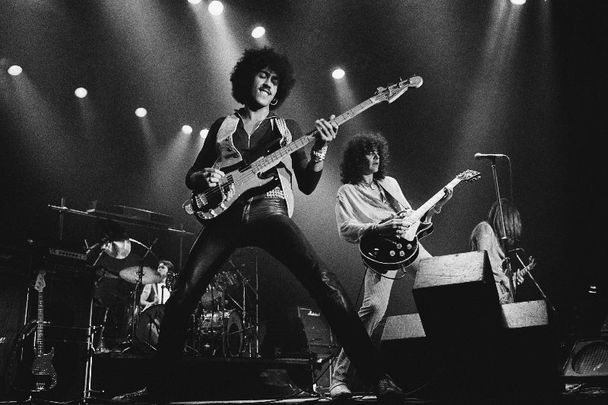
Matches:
[1,1,604,404]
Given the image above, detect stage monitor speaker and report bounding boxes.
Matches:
[409,252,560,400]
[412,251,502,342]
[381,300,559,400]
[562,338,608,383]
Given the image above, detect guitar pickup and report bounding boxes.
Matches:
[195,194,208,207]
[184,203,194,215]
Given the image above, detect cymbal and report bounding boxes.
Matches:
[119,266,162,285]
[101,239,132,259]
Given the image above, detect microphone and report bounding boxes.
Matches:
[474,153,508,160]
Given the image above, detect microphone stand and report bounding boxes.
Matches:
[485,157,556,312]
[486,157,515,295]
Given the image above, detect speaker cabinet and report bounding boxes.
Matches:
[286,307,334,355]
[286,307,336,393]
[412,251,502,341]
[562,338,608,382]
[402,252,561,401]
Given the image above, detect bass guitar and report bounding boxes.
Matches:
[31,270,57,392]
[359,170,481,274]
[183,76,423,221]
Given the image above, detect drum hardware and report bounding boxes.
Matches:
[190,253,261,358]
[93,307,110,354]
[116,238,160,353]
[46,199,187,403]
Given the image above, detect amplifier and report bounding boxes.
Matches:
[48,248,87,262]
[287,307,335,355]
[286,307,336,393]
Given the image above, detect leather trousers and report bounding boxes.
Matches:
[155,197,385,387]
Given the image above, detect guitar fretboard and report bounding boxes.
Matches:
[252,96,381,173]
[411,177,464,221]
[36,290,44,355]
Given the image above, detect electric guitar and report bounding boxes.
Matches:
[359,170,481,274]
[506,255,537,290]
[183,76,424,221]
[31,270,57,392]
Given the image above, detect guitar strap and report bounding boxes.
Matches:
[376,179,412,214]
[271,116,293,146]
[215,114,296,217]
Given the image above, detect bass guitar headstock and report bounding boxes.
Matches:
[34,270,47,293]
[372,76,423,105]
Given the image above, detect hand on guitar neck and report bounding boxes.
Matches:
[508,256,537,288]
[359,170,480,274]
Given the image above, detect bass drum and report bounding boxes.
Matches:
[223,310,244,358]
[136,304,164,348]
[195,309,243,357]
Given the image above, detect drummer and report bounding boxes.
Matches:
[139,260,174,312]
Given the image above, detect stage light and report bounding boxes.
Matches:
[74,87,88,98]
[7,65,22,76]
[188,0,202,4]
[252,26,266,39]
[208,1,224,16]
[200,128,209,138]
[332,68,346,80]
[182,125,193,134]
[510,0,526,4]
[135,107,147,118]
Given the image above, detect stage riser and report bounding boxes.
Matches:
[91,356,314,400]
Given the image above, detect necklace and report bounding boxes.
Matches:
[360,179,377,190]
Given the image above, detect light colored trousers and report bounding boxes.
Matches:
[330,245,431,389]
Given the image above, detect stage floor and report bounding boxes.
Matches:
[3,347,608,405]
[5,388,608,405]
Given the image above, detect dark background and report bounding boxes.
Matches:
[1,0,605,347]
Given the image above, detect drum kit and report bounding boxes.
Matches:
[87,236,257,358]
[190,266,251,358]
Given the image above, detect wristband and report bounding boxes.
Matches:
[311,144,328,163]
